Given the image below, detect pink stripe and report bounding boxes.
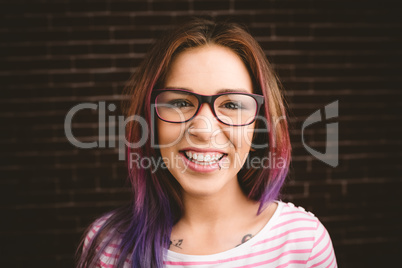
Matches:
[272,218,317,230]
[164,237,314,266]
[310,233,330,261]
[310,250,332,268]
[99,256,131,267]
[90,228,97,235]
[109,243,120,249]
[326,252,336,268]
[83,237,91,251]
[103,251,118,258]
[309,239,331,267]
[280,210,309,216]
[100,259,115,268]
[252,226,316,246]
[313,228,326,248]
[235,249,311,268]
[275,259,308,268]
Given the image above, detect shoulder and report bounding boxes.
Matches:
[269,201,328,249]
[274,201,337,267]
[82,213,129,267]
[251,201,321,249]
[278,201,317,219]
[83,214,112,251]
[275,201,319,229]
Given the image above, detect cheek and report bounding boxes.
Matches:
[157,120,185,149]
[229,124,255,151]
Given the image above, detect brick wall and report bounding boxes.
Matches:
[1,0,401,267]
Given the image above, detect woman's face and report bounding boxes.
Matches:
[157,44,255,197]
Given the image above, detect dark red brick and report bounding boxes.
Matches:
[276,26,311,37]
[91,43,130,54]
[93,15,131,27]
[1,44,47,57]
[74,58,113,69]
[70,29,110,41]
[110,1,149,12]
[51,72,92,84]
[52,15,93,27]
[2,16,48,29]
[193,0,230,11]
[152,1,190,11]
[68,1,108,13]
[234,0,273,10]
[134,15,173,26]
[50,44,90,55]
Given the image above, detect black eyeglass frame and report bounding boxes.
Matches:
[151,88,265,126]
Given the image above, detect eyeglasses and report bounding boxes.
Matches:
[152,89,264,126]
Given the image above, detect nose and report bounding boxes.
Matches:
[188,103,221,141]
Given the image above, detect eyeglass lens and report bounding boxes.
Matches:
[155,91,257,125]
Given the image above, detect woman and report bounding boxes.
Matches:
[77,18,337,267]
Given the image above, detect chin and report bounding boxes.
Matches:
[174,171,237,197]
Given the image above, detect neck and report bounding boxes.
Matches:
[179,179,258,232]
[169,179,278,255]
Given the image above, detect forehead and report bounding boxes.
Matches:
[164,45,253,95]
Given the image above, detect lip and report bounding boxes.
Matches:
[179,153,226,173]
[180,147,227,154]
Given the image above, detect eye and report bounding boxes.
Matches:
[221,101,242,110]
[169,99,194,108]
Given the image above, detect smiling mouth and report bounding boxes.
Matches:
[179,150,227,165]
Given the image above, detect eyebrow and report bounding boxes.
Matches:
[164,87,250,94]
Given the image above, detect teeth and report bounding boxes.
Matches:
[184,151,224,163]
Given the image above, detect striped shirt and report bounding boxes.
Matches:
[84,201,337,267]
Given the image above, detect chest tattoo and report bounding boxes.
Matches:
[236,234,253,247]
[169,239,183,249]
